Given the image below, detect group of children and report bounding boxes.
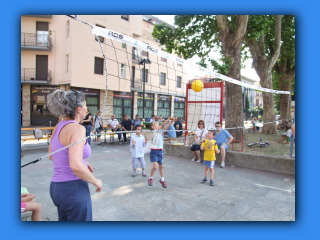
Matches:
[130,119,220,187]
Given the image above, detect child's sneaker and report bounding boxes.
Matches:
[159,179,167,188]
[210,179,214,186]
[201,178,207,183]
[220,162,225,168]
[98,141,102,145]
[132,172,137,177]
[148,178,153,186]
[142,172,147,177]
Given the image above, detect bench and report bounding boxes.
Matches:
[21,127,54,145]
[181,132,195,137]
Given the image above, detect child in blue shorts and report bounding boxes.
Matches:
[130,125,148,177]
[200,130,220,186]
[148,119,173,188]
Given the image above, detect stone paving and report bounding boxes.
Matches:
[21,138,295,221]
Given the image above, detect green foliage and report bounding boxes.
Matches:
[273,15,295,91]
[152,15,248,75]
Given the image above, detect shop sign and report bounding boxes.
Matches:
[137,93,154,100]
[158,95,171,101]
[31,86,60,94]
[75,88,99,96]
[174,97,185,102]
[113,91,133,98]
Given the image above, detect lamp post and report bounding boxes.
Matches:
[138,58,151,119]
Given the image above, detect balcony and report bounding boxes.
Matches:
[21,68,52,84]
[131,79,142,90]
[21,32,53,51]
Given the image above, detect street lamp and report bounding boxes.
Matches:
[138,58,151,119]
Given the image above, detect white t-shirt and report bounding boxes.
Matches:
[107,119,119,129]
[93,115,102,129]
[195,128,208,141]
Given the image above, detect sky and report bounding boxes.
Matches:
[153,15,260,82]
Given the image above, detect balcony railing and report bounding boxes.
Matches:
[21,68,52,83]
[21,32,53,51]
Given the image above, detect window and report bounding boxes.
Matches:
[121,15,129,21]
[161,48,167,62]
[177,76,181,88]
[174,99,185,121]
[122,43,126,49]
[157,96,171,117]
[160,73,166,85]
[113,92,133,120]
[66,54,69,73]
[177,63,182,67]
[131,66,135,87]
[94,57,104,75]
[95,24,105,42]
[141,69,148,83]
[137,93,154,119]
[66,20,70,38]
[121,64,125,78]
[142,50,148,57]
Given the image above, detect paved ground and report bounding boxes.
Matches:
[21,137,295,221]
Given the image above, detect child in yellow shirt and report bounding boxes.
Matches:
[200,130,220,186]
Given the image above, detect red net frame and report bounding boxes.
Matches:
[185,81,224,143]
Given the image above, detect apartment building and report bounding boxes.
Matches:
[21,15,188,126]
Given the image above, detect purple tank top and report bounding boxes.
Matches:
[51,120,91,182]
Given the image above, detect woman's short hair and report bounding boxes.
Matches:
[47,90,86,120]
[198,120,205,128]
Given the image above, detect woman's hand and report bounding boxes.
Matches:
[87,162,93,172]
[93,179,103,192]
[196,140,200,145]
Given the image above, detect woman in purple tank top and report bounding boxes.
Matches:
[47,89,103,221]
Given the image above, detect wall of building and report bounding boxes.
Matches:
[21,15,188,126]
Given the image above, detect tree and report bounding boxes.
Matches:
[245,15,282,134]
[273,15,295,121]
[152,15,248,139]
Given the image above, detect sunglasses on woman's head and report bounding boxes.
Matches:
[71,89,80,105]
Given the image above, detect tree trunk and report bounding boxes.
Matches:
[258,67,277,134]
[279,74,292,121]
[216,15,248,140]
[225,53,244,140]
[245,15,282,135]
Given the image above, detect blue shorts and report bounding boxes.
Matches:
[150,149,163,165]
[217,143,229,151]
[203,160,215,169]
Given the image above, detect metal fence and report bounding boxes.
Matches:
[21,32,53,49]
[21,68,52,82]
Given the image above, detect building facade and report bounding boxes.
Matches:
[21,15,188,126]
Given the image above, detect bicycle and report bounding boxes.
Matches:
[247,137,270,147]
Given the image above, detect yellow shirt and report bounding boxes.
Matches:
[201,139,218,161]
